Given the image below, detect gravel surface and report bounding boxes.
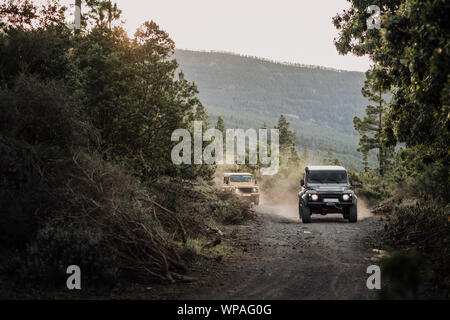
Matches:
[180,200,384,300]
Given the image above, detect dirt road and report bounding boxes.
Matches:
[181,199,384,300]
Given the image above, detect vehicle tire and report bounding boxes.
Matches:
[348,204,357,223]
[301,205,311,223]
[343,208,349,219]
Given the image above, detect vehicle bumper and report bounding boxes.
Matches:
[238,193,260,202]
[300,194,357,212]
[307,201,354,207]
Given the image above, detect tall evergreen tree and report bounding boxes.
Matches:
[353,69,390,175]
[215,116,225,145]
[361,149,369,172]
[194,103,209,127]
[300,146,310,165]
[323,148,340,166]
[275,115,296,148]
[215,116,225,133]
[275,115,299,166]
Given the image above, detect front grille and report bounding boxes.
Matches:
[317,193,341,200]
[238,188,254,193]
[310,193,352,203]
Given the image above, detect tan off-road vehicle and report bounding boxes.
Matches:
[222,172,260,205]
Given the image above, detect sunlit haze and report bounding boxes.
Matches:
[63,0,371,72]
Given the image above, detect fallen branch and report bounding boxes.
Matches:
[141,196,187,244]
[203,238,221,249]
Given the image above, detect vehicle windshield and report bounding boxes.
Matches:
[229,175,253,182]
[307,170,348,184]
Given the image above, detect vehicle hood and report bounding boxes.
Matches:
[229,183,256,188]
[308,185,350,192]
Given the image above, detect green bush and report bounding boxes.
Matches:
[0,136,52,247]
[0,75,82,149]
[380,249,424,299]
[349,169,396,206]
[17,222,119,284]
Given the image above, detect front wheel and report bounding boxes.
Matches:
[348,204,357,223]
[301,205,311,223]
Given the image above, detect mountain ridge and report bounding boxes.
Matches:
[173,49,369,169]
[176,49,364,73]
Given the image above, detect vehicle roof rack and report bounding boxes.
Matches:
[305,165,346,171]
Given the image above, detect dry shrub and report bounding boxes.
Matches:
[149,177,254,235]
[8,152,189,284]
[382,201,450,296]
[58,153,189,282]
[371,180,417,215]
[2,141,251,285]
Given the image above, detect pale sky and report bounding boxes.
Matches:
[65,0,372,72]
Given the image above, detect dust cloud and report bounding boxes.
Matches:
[214,164,373,221]
[259,187,373,222]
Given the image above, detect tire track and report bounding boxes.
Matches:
[179,201,383,300]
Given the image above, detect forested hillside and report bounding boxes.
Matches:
[174,49,369,168]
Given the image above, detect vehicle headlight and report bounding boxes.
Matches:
[253,187,258,192]
[342,194,350,201]
[311,194,319,201]
[235,188,240,193]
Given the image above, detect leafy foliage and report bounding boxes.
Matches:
[334,0,449,298]
[381,202,450,298]
[0,0,250,288]
[334,0,450,199]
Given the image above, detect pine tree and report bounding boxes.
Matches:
[334,0,448,197]
[275,115,296,148]
[194,103,209,127]
[324,148,340,165]
[361,149,369,172]
[275,115,299,166]
[300,146,310,164]
[353,69,389,175]
[215,116,224,133]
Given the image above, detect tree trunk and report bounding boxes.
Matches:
[75,0,81,34]
[378,89,384,176]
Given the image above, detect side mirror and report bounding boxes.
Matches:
[350,180,354,186]
[300,179,304,186]
[255,180,258,185]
